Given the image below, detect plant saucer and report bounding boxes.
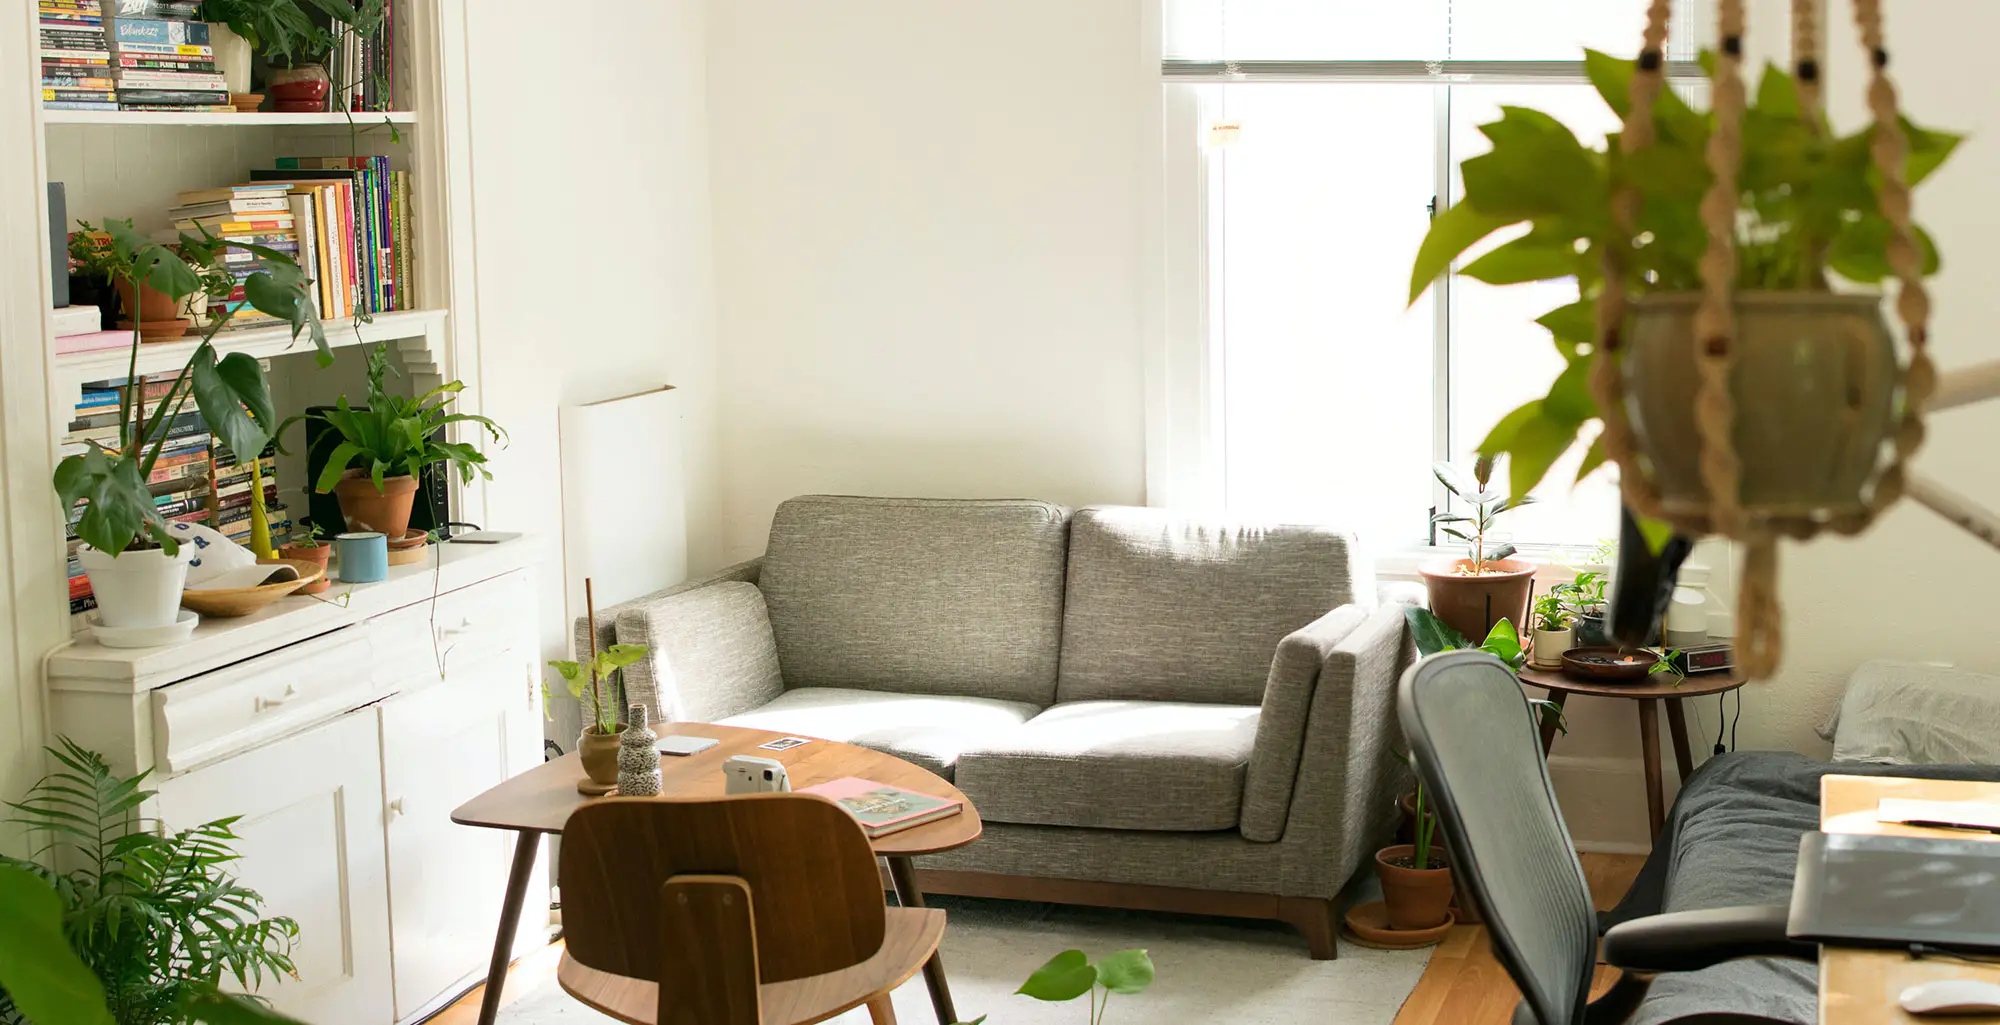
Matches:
[89,608,199,649]
[1342,900,1455,950]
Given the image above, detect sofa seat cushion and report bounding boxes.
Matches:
[715,687,1041,779]
[954,701,1260,832]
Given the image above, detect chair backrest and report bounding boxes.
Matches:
[1398,650,1596,1025]
[1056,505,1363,705]
[760,495,1071,704]
[560,794,886,1003]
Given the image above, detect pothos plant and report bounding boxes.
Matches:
[547,644,650,736]
[55,220,327,557]
[1407,50,1961,513]
[956,948,1156,1025]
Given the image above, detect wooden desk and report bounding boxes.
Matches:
[452,723,983,1025]
[1818,774,2000,1025]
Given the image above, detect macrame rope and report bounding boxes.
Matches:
[1693,0,1748,544]
[1792,0,1823,118]
[1588,0,1674,528]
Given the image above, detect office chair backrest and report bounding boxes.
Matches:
[1399,650,1597,1025]
[561,794,887,991]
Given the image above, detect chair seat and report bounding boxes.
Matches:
[954,700,1261,831]
[558,904,947,1025]
[716,687,1041,778]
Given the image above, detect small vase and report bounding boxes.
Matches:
[577,724,625,794]
[268,62,331,113]
[617,705,662,797]
[206,22,253,94]
[1531,626,1574,669]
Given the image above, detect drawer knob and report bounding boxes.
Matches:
[438,616,476,637]
[254,686,298,713]
[387,797,406,820]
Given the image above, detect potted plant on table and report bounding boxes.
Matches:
[280,342,504,544]
[1529,585,1577,669]
[1407,43,1959,675]
[1421,455,1536,643]
[277,521,331,594]
[55,219,325,631]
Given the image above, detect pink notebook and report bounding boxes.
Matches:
[56,330,133,354]
[799,776,963,838]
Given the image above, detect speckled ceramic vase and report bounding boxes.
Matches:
[617,704,662,797]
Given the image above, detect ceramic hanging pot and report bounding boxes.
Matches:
[1623,292,1897,520]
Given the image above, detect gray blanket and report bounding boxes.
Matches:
[1601,751,2000,1025]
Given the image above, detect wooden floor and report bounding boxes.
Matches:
[432,854,1647,1025]
[1392,852,1647,1025]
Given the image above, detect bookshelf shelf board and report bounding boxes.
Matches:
[42,110,419,128]
[55,308,446,382]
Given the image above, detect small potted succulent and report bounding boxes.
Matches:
[276,521,330,594]
[1421,455,1535,643]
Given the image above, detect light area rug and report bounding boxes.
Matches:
[498,895,1432,1025]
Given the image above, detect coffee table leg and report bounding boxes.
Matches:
[886,855,957,1025]
[1637,699,1665,841]
[1665,698,1695,782]
[477,831,542,1025]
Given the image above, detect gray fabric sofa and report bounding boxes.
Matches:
[577,495,1415,957]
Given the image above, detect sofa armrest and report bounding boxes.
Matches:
[610,580,786,725]
[572,557,763,666]
[1241,601,1412,843]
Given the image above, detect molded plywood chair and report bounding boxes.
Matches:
[558,794,945,1025]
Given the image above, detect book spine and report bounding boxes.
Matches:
[42,88,117,101]
[116,88,228,102]
[108,18,208,46]
[111,42,213,57]
[40,50,112,62]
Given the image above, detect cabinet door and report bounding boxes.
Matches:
[379,650,544,1019]
[155,710,393,1025]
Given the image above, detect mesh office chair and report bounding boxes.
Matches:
[1397,650,1813,1025]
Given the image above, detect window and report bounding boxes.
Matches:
[1160,1,1709,551]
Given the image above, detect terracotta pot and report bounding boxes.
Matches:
[268,62,330,112]
[278,543,332,594]
[1418,557,1535,644]
[578,726,628,789]
[1392,796,1483,925]
[1377,844,1455,931]
[1625,292,1897,520]
[112,278,190,340]
[333,472,419,538]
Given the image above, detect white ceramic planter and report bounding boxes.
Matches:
[207,22,253,95]
[1531,626,1574,669]
[79,544,193,629]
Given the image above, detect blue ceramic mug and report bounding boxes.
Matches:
[335,531,389,583]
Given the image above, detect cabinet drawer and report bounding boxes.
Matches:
[371,571,535,688]
[151,628,384,775]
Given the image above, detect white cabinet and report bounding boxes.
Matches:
[155,710,394,1025]
[46,540,545,1025]
[379,651,543,1019]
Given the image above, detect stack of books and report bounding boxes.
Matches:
[103,2,227,112]
[169,183,303,328]
[256,156,413,313]
[39,0,114,111]
[212,441,290,549]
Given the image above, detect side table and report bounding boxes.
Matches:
[1516,665,1747,840]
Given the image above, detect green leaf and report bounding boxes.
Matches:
[190,346,276,465]
[106,219,202,302]
[180,986,311,1025]
[1478,618,1527,670]
[1404,605,1471,657]
[1505,411,1584,502]
[1575,435,1609,483]
[1017,949,1096,1002]
[1903,118,1963,187]
[1408,200,1513,304]
[1477,400,1543,459]
[1460,107,1606,223]
[1458,234,1580,286]
[1094,948,1156,995]
[1635,513,1676,555]
[314,440,365,492]
[1536,299,1596,355]
[1754,64,1799,119]
[58,450,173,556]
[0,865,116,1025]
[1543,356,1596,423]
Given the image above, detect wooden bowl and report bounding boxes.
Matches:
[1560,645,1661,682]
[179,558,324,618]
[230,92,264,112]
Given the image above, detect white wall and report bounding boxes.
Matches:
[464,0,723,663]
[706,0,1151,559]
[1740,0,2000,751]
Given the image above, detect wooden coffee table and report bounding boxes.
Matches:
[452,722,983,1025]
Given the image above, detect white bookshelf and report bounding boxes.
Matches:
[42,109,420,127]
[52,308,447,382]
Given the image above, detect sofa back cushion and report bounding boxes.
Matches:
[760,496,1070,704]
[1056,506,1363,705]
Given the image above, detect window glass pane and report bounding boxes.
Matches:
[1448,83,1622,547]
[1446,0,1690,60]
[1165,0,1447,61]
[1215,84,1436,547]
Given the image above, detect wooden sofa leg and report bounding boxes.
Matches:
[1276,896,1340,960]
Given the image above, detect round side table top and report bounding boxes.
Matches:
[451,722,982,857]
[1516,663,1747,700]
